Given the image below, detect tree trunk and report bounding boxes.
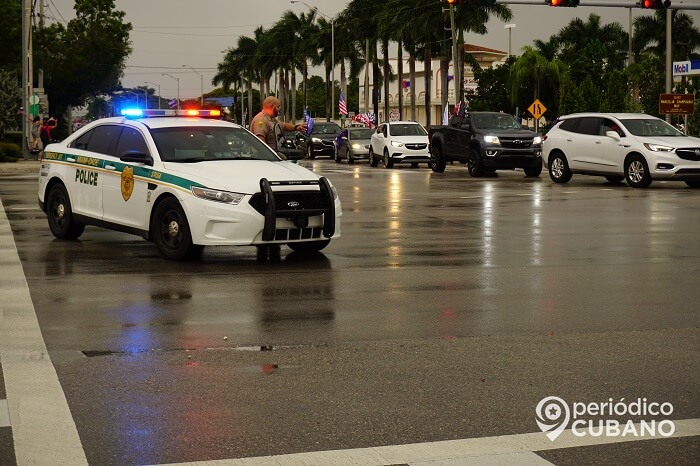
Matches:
[440,56,449,114]
[291,67,297,123]
[383,39,390,124]
[424,48,432,128]
[397,41,403,121]
[410,51,416,121]
[364,38,370,113]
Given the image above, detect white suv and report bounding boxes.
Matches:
[369,121,431,168]
[543,113,700,188]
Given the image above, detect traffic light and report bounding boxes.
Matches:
[638,0,671,8]
[547,0,580,6]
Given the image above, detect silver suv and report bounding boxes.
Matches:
[542,113,700,188]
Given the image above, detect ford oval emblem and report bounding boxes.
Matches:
[287,201,300,208]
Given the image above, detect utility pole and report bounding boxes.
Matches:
[21,0,33,159]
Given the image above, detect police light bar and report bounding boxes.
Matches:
[120,109,222,118]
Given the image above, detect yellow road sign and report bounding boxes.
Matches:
[528,99,547,120]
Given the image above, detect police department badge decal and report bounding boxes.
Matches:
[121,167,134,201]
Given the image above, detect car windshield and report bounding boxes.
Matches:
[150,126,279,162]
[349,128,373,139]
[313,123,341,135]
[390,123,427,136]
[619,118,685,137]
[472,114,521,130]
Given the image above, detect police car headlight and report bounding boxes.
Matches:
[533,136,543,145]
[191,186,244,205]
[643,143,674,152]
[312,137,322,143]
[484,135,500,144]
[391,140,404,147]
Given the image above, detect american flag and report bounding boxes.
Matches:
[338,91,348,116]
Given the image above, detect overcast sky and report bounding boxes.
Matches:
[46,0,700,101]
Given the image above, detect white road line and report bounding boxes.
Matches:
[158,419,700,466]
[0,198,88,465]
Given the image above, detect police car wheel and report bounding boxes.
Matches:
[287,239,330,253]
[152,198,203,261]
[47,183,85,240]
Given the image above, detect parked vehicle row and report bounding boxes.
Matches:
[329,112,699,190]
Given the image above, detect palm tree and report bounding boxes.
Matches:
[634,9,700,62]
[509,46,566,131]
[557,14,628,72]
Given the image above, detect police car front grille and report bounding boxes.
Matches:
[275,227,323,241]
[248,191,328,216]
[676,148,700,161]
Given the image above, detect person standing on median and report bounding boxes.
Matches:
[250,96,306,151]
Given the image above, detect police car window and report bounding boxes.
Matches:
[150,127,279,162]
[115,127,150,157]
[70,129,94,150]
[83,125,123,155]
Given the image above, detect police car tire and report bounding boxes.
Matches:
[152,198,203,261]
[47,183,85,240]
[287,239,330,253]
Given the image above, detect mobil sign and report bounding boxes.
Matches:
[673,59,700,76]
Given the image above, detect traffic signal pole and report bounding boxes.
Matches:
[449,4,460,107]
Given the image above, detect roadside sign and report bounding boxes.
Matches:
[659,94,695,115]
[528,99,547,120]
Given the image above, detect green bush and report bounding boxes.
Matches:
[0,142,21,162]
[3,131,23,146]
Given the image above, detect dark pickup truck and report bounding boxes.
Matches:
[429,111,543,177]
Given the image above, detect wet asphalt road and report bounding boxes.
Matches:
[0,159,699,465]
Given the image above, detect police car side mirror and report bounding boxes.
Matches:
[120,150,153,166]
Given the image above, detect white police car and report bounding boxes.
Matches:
[38,109,342,260]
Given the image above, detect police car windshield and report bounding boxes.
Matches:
[150,126,279,162]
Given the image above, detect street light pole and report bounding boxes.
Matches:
[162,73,180,110]
[183,65,204,106]
[504,24,516,57]
[145,81,161,109]
[290,0,335,121]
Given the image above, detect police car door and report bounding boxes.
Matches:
[101,125,151,231]
[63,124,121,221]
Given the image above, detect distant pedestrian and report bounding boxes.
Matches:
[30,116,41,153]
[40,117,57,150]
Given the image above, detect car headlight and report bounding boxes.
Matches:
[643,143,674,152]
[533,136,543,145]
[191,186,244,205]
[312,137,322,143]
[351,143,362,149]
[484,135,500,144]
[390,140,404,147]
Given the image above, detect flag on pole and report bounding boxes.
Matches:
[338,91,348,116]
[168,99,178,109]
[442,103,449,125]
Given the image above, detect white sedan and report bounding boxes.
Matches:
[38,109,342,260]
[369,121,431,168]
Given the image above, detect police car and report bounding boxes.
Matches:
[38,109,342,260]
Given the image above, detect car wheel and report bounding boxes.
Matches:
[383,149,394,169]
[288,239,330,252]
[369,147,379,167]
[685,180,700,188]
[524,163,543,177]
[430,145,446,173]
[548,152,573,183]
[605,175,625,184]
[347,149,354,164]
[46,183,85,240]
[307,144,315,159]
[467,148,484,177]
[334,149,341,163]
[625,155,652,188]
[152,197,203,261]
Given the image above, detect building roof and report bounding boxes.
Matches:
[463,44,508,56]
